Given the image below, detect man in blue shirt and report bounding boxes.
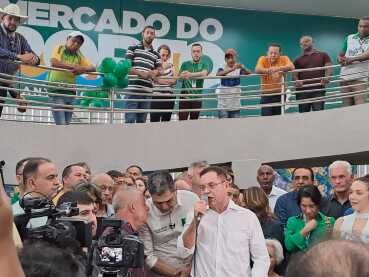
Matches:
[274,167,315,227]
[0,4,40,117]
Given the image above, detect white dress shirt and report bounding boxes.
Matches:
[268,185,287,211]
[139,190,199,276]
[177,200,270,277]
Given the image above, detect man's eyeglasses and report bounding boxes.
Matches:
[199,181,225,192]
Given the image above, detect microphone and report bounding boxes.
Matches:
[197,194,209,222]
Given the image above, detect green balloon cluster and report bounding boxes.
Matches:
[80,90,109,108]
[98,57,131,89]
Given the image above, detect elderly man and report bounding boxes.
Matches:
[0,3,40,117]
[188,161,209,196]
[322,161,353,219]
[178,166,269,277]
[257,165,286,210]
[139,171,199,277]
[107,187,149,277]
[92,173,115,217]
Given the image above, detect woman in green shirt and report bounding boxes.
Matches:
[285,185,335,253]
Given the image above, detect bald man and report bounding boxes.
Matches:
[257,165,286,210]
[292,35,332,113]
[113,187,149,231]
[99,188,149,277]
[92,173,115,217]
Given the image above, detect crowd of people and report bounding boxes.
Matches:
[0,4,369,124]
[1,156,369,277]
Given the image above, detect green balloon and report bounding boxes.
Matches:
[97,91,108,98]
[80,99,91,107]
[90,100,102,108]
[114,59,131,79]
[117,76,129,88]
[99,57,117,73]
[91,99,109,108]
[102,73,118,88]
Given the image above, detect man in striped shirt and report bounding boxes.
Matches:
[125,26,162,123]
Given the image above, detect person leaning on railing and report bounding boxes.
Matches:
[150,44,177,122]
[338,16,369,107]
[255,43,295,116]
[0,4,40,118]
[47,31,96,125]
[216,48,252,119]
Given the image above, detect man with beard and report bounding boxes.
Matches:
[257,165,286,211]
[0,3,40,117]
[125,25,162,123]
[139,171,198,277]
[292,36,332,112]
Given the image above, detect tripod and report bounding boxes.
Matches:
[0,160,5,189]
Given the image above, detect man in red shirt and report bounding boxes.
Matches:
[293,36,332,113]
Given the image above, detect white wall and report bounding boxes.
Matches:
[1,104,369,187]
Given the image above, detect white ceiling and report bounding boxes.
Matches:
[151,0,369,18]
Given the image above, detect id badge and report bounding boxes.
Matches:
[192,79,197,88]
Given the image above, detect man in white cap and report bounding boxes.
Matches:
[0,3,40,117]
[48,30,95,125]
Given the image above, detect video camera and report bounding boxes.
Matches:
[90,218,144,277]
[14,194,92,248]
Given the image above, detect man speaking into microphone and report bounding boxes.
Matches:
[177,166,270,277]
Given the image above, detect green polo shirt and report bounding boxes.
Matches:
[179,59,209,98]
[285,212,335,253]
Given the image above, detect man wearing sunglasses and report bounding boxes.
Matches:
[139,171,199,277]
[0,4,40,117]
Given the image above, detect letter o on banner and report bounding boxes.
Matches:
[146,14,170,37]
[199,18,223,42]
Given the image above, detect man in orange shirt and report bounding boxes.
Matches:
[255,44,294,116]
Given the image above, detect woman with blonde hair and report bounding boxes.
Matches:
[334,175,369,243]
[240,186,284,245]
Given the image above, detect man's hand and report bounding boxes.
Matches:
[149,70,159,79]
[338,55,347,65]
[16,94,27,113]
[235,63,245,70]
[17,53,37,64]
[320,77,330,86]
[344,57,355,65]
[71,65,86,75]
[176,265,191,277]
[180,71,191,80]
[295,80,304,88]
[194,199,208,221]
[138,71,150,80]
[266,67,280,74]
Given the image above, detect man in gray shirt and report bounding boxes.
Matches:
[139,171,199,277]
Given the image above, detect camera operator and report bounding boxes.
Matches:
[57,190,98,238]
[106,187,149,277]
[12,158,60,227]
[139,171,198,277]
[19,240,84,277]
